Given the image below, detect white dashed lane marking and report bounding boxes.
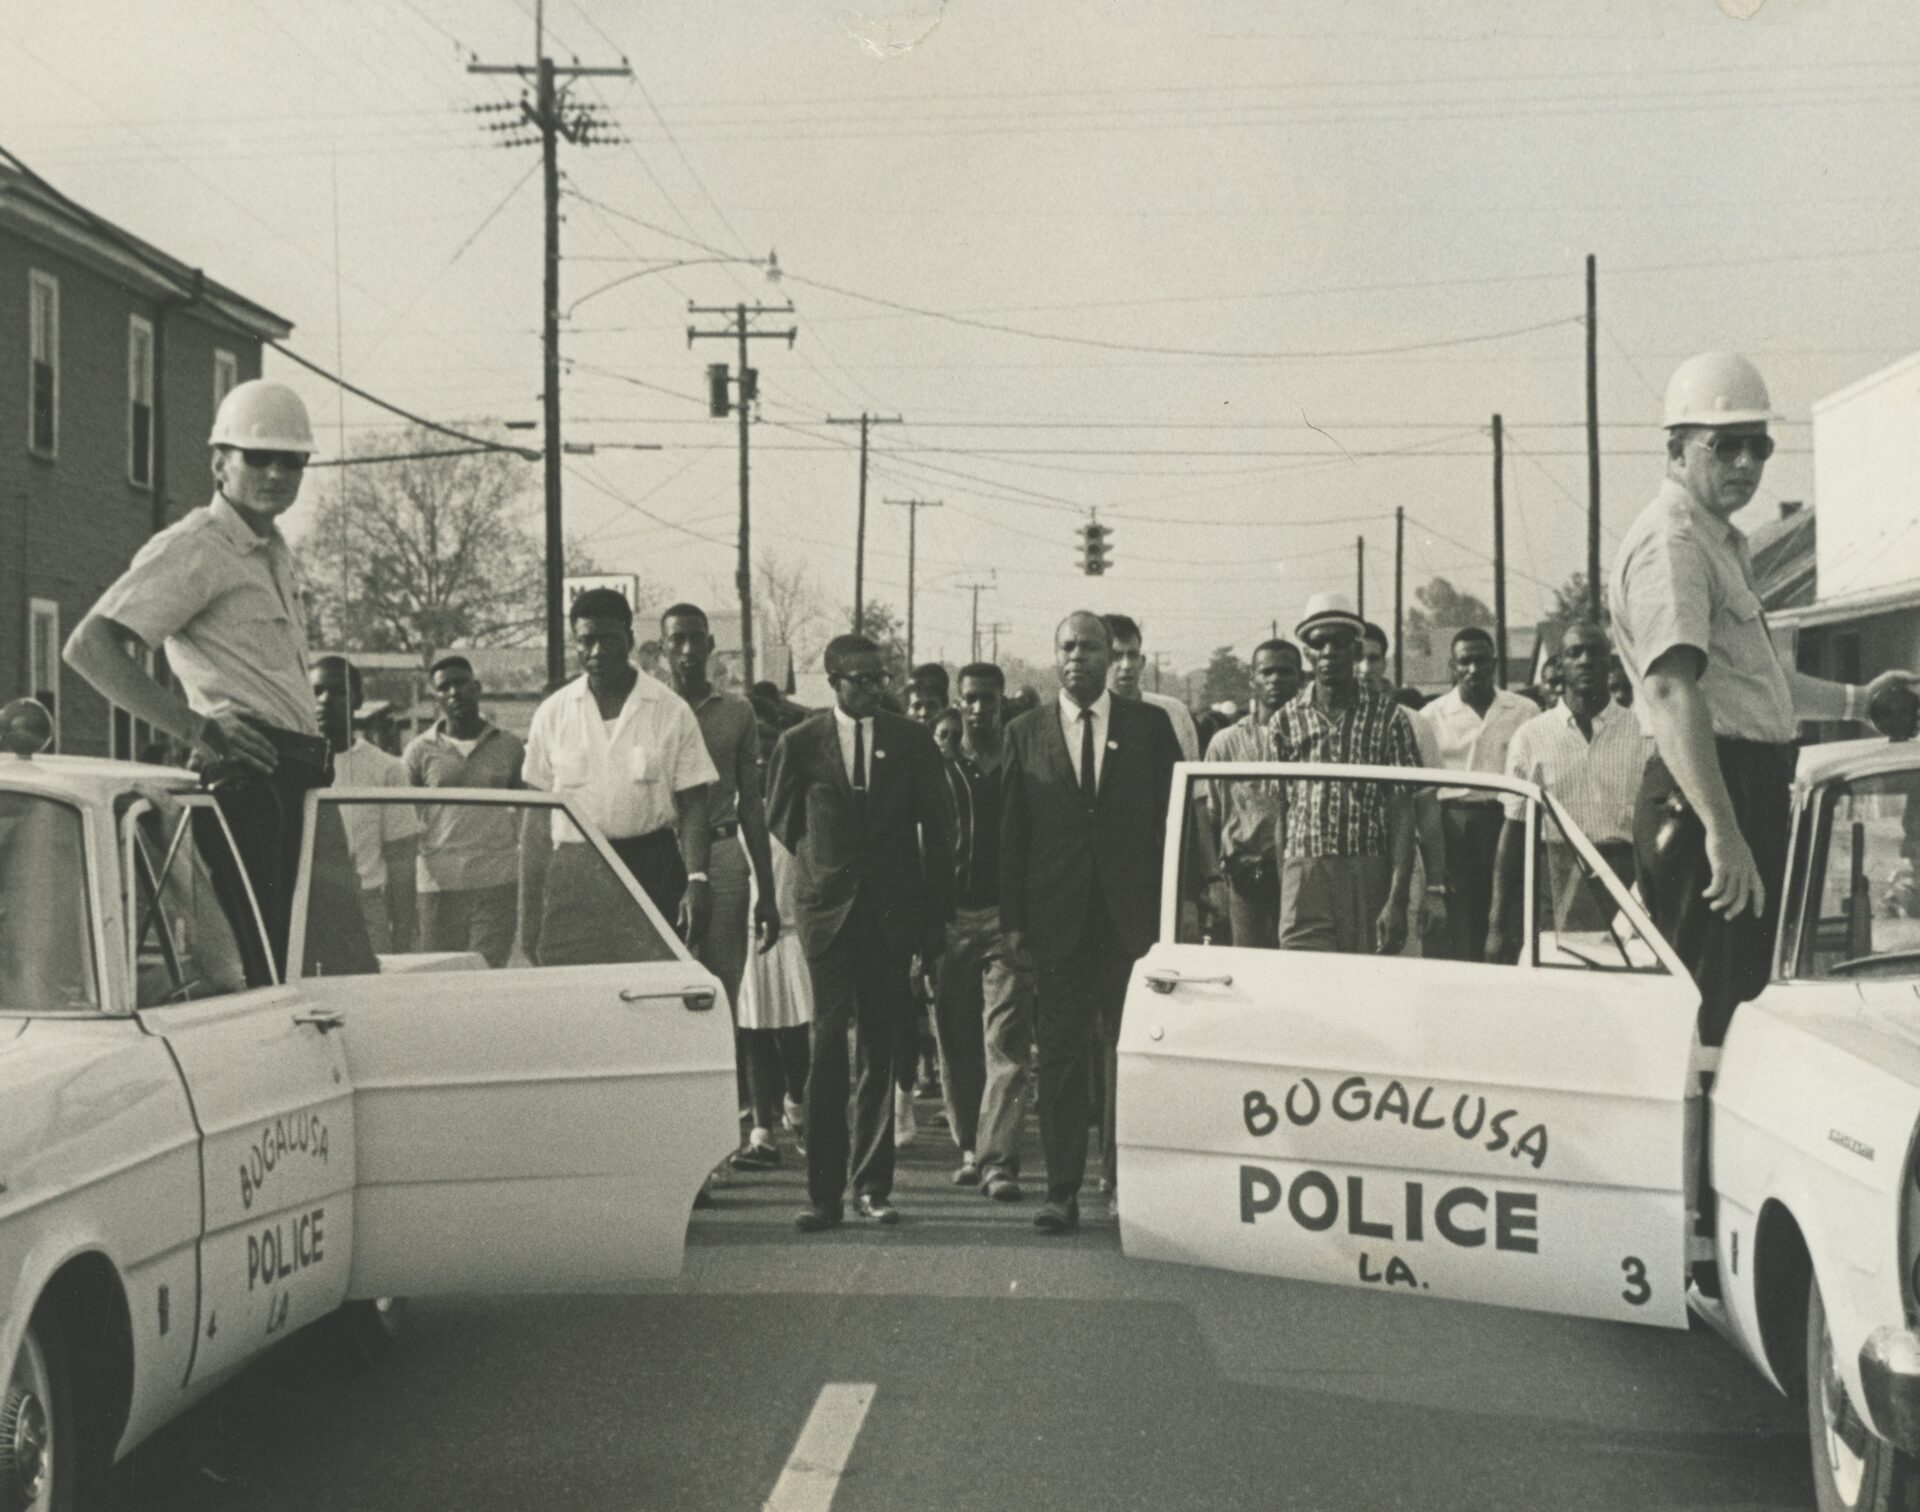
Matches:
[762,1383,877,1512]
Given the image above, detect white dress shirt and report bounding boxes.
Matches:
[524,668,719,843]
[831,705,874,790]
[1142,689,1200,762]
[1058,689,1113,794]
[1500,699,1655,843]
[1417,686,1539,803]
[334,738,420,890]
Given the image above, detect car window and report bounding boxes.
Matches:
[1790,770,1920,981]
[1179,768,1514,962]
[0,792,99,1012]
[296,795,678,978]
[127,798,261,1006]
[1531,804,1666,974]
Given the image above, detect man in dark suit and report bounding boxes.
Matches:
[1002,611,1183,1234]
[766,634,955,1231]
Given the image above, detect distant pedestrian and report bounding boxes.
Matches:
[767,634,955,1231]
[313,656,418,954]
[1360,621,1449,953]
[1268,593,1418,956]
[661,603,790,1169]
[64,379,371,977]
[908,663,951,725]
[1104,614,1201,761]
[1484,622,1655,964]
[1002,613,1182,1234]
[404,655,525,968]
[1613,351,1913,1042]
[520,588,718,964]
[931,663,1036,1200]
[1415,627,1537,961]
[1203,639,1302,949]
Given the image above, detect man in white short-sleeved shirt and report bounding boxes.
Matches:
[313,656,419,953]
[519,588,717,964]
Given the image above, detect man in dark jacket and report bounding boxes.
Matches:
[1001,611,1182,1234]
[766,634,955,1231]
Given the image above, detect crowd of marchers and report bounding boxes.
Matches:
[46,349,1920,1238]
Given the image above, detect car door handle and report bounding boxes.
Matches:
[1142,968,1233,995]
[292,1009,346,1033]
[619,985,718,1012]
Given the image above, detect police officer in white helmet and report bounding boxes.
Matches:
[1611,352,1915,1044]
[66,379,373,976]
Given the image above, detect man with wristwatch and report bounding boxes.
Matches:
[66,380,370,976]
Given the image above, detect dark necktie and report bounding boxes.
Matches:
[852,718,868,814]
[1079,708,1097,805]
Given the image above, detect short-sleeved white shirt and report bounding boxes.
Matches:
[1416,685,1538,803]
[334,739,422,889]
[93,494,316,735]
[1609,479,1795,743]
[1499,699,1655,843]
[523,668,719,843]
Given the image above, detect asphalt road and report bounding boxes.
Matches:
[121,1096,1810,1512]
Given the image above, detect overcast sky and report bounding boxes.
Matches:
[8,0,1919,673]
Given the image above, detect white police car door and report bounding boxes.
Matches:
[1117,763,1701,1328]
[127,794,356,1386]
[289,789,735,1299]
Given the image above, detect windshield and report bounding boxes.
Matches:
[0,792,100,1013]
[1790,769,1920,980]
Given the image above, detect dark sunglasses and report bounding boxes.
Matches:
[834,671,887,689]
[1702,433,1774,464]
[239,449,309,471]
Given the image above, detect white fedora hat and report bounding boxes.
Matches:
[1295,591,1367,647]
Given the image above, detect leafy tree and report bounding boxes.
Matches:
[301,426,603,660]
[1198,645,1252,708]
[1403,577,1498,659]
[848,600,911,687]
[754,550,831,673]
[1537,571,1609,649]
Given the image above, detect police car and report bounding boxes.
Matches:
[1119,747,1920,1512]
[0,702,734,1511]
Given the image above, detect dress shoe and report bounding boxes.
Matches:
[952,1153,981,1187]
[793,1205,843,1233]
[1033,1196,1079,1234]
[728,1139,782,1171]
[855,1194,901,1226]
[984,1174,1023,1203]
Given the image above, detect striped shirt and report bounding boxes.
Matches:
[1267,684,1419,858]
[1499,698,1654,844]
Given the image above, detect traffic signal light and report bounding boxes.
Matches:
[1080,518,1112,576]
[706,363,731,418]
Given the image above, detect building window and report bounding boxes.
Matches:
[112,635,157,761]
[129,316,155,488]
[29,598,60,751]
[214,348,238,409]
[28,271,58,456]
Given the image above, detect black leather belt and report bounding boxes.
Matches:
[239,718,332,777]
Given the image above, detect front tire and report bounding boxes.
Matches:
[1808,1276,1920,1511]
[334,1297,405,1373]
[1,1314,73,1512]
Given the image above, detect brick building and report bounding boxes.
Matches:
[0,166,292,755]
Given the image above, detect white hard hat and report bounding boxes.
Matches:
[1662,352,1777,430]
[1296,591,1366,648]
[210,379,315,453]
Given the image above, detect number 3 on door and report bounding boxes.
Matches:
[1621,1255,1651,1306]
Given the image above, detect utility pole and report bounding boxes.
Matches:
[987,621,1009,663]
[1492,414,1508,688]
[1586,253,1602,622]
[1356,536,1366,621]
[958,580,992,662]
[827,413,902,632]
[689,302,797,685]
[470,1,629,690]
[1393,507,1405,690]
[884,497,941,668]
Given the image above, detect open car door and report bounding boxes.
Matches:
[288,788,736,1299]
[1117,762,1703,1328]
